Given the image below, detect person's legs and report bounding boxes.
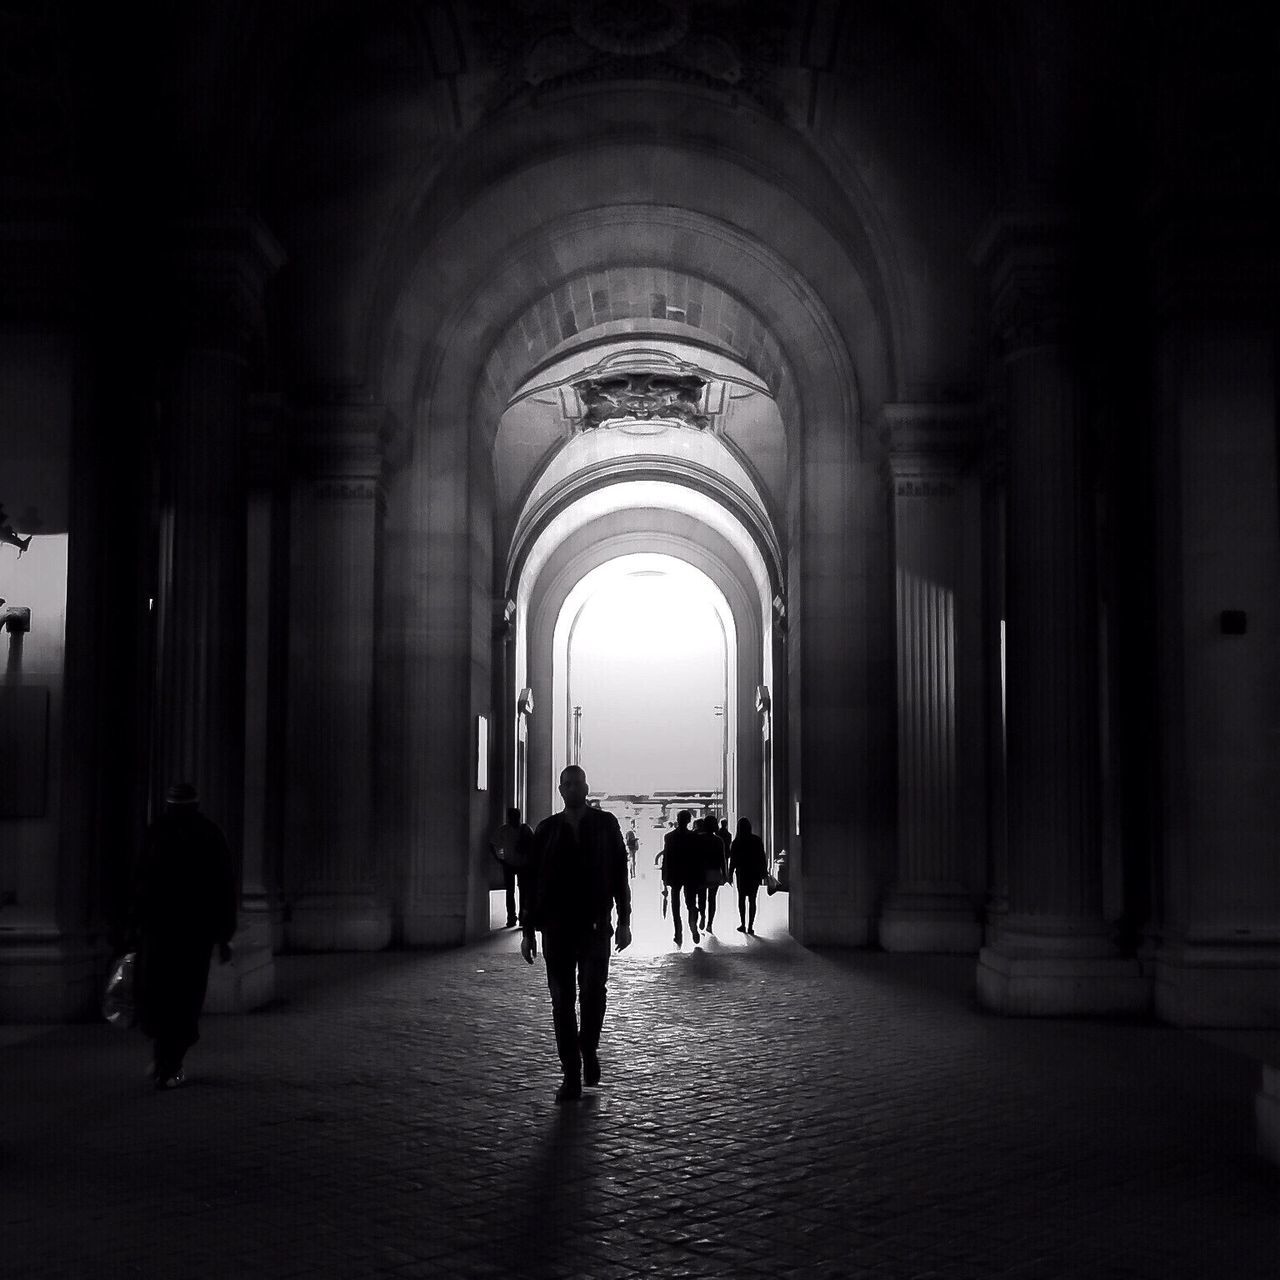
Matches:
[747,884,759,933]
[696,886,707,929]
[707,885,718,930]
[541,933,582,1095]
[503,864,517,926]
[683,885,701,942]
[669,882,683,943]
[144,939,208,1086]
[737,885,748,930]
[577,933,612,1085]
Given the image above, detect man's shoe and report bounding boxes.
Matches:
[691,923,700,944]
[736,924,746,933]
[505,917,518,927]
[747,927,756,936]
[154,1070,185,1090]
[555,1077,583,1103]
[583,1050,601,1087]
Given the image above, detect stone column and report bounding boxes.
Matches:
[155,215,282,1010]
[208,396,284,1009]
[283,403,392,951]
[880,405,983,953]
[974,214,1146,1015]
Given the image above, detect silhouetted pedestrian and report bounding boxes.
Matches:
[491,806,533,927]
[131,782,237,1089]
[659,809,702,946]
[703,816,731,932]
[521,766,632,1102]
[729,817,768,935]
[691,815,725,932]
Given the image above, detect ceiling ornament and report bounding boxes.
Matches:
[569,0,690,57]
[577,371,710,432]
[507,348,771,435]
[479,1,781,110]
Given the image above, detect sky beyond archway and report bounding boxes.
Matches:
[568,572,726,795]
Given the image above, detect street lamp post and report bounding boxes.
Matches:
[713,703,727,818]
[572,704,582,765]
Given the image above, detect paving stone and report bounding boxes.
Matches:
[2,890,1278,1279]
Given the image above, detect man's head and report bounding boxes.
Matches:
[558,765,589,811]
[737,817,752,835]
[506,806,521,825]
[676,809,692,828]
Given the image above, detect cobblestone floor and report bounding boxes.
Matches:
[3,873,1277,1280]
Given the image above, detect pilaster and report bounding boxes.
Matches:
[973,211,1146,1015]
[880,404,983,953]
[283,399,391,951]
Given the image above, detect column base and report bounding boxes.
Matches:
[978,927,1149,1016]
[205,912,275,1012]
[286,893,391,952]
[0,927,110,1022]
[1258,1066,1280,1169]
[1154,939,1280,1027]
[880,892,982,953]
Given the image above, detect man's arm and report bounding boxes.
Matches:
[606,816,632,951]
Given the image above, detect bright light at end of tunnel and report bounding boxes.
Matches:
[568,565,729,796]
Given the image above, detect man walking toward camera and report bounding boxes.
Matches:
[521,765,632,1103]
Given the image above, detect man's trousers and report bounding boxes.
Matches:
[541,929,611,1079]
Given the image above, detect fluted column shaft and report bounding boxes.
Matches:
[881,407,982,952]
[1003,345,1101,924]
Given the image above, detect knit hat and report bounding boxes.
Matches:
[164,782,199,807]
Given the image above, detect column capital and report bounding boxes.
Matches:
[160,211,285,359]
[971,206,1081,356]
[288,396,388,502]
[880,402,983,495]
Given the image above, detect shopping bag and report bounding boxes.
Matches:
[102,951,137,1028]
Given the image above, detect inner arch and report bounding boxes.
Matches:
[551,554,737,812]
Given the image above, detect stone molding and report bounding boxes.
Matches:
[881,402,982,491]
[971,208,1080,356]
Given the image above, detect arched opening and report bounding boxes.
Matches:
[551,553,736,813]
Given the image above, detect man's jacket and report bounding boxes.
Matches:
[522,806,631,937]
[660,826,701,889]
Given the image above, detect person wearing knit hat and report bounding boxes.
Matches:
[130,781,237,1089]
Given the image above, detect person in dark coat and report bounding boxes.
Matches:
[699,815,731,933]
[658,809,702,947]
[132,782,237,1088]
[491,806,533,926]
[729,817,768,935]
[520,766,632,1102]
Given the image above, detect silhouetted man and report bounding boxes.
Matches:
[131,782,237,1089]
[491,806,533,927]
[521,766,632,1102]
[729,817,768,935]
[660,809,702,946]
